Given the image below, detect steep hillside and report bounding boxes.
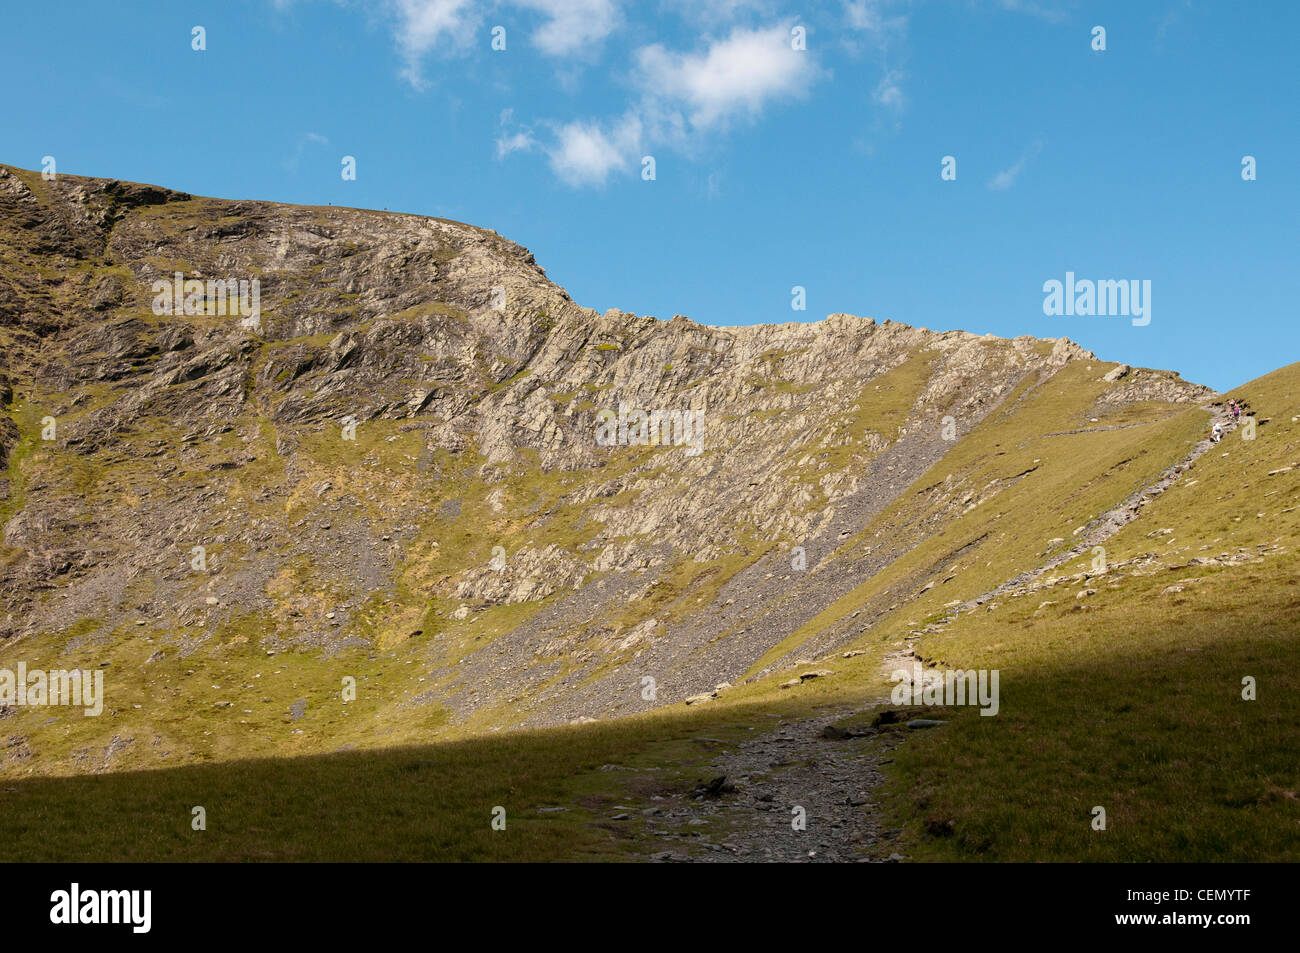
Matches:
[1,163,1218,783]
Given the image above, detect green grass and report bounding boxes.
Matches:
[876,362,1300,860]
[879,563,1300,861]
[0,695,786,861]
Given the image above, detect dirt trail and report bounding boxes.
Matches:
[645,648,918,863]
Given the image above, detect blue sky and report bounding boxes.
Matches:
[2,0,1297,391]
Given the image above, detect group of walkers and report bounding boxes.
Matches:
[1210,398,1246,443]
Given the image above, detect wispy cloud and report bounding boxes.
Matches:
[842,0,909,56]
[547,115,642,187]
[285,131,332,173]
[495,131,536,159]
[389,0,481,89]
[844,0,907,36]
[872,68,905,111]
[386,0,622,86]
[495,109,536,160]
[988,141,1043,190]
[842,1,910,157]
[514,0,620,56]
[705,171,722,200]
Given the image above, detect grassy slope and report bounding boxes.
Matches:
[878,363,1300,860]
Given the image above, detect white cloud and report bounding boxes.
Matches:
[988,141,1043,190]
[635,24,818,131]
[547,114,642,187]
[534,23,818,188]
[514,0,620,56]
[389,0,481,88]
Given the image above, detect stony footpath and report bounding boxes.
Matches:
[639,709,893,862]
[639,648,925,863]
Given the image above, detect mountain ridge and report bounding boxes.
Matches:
[0,162,1227,774]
